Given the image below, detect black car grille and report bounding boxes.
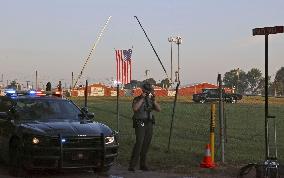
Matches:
[60,136,105,168]
[62,150,97,167]
[61,136,103,149]
[27,136,118,169]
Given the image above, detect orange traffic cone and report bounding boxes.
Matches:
[200,144,216,168]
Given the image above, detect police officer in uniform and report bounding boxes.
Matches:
[128,82,161,172]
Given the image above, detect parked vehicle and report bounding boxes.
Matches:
[192,88,242,103]
[0,90,118,176]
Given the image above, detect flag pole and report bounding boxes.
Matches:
[116,83,120,133]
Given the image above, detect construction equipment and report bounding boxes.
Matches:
[73,16,112,89]
[134,16,168,79]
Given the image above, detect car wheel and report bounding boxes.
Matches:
[230,97,236,104]
[200,99,206,103]
[9,139,25,177]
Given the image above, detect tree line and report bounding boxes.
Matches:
[223,67,284,96]
[5,67,284,96]
[126,67,284,96]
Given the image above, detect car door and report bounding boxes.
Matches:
[207,89,217,102]
[211,89,219,101]
[0,97,14,150]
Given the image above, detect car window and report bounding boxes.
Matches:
[203,89,209,94]
[14,99,81,121]
[210,90,218,95]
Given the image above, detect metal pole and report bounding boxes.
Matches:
[26,81,30,89]
[171,42,173,83]
[72,72,74,89]
[218,74,225,163]
[236,68,239,93]
[116,84,119,132]
[134,16,169,79]
[175,36,182,83]
[84,80,88,108]
[167,82,180,151]
[265,34,269,159]
[210,103,216,162]
[177,43,180,82]
[168,37,174,83]
[36,70,38,90]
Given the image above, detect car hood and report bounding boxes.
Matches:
[20,120,113,137]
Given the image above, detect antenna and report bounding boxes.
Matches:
[73,16,112,88]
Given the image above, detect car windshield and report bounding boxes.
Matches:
[13,98,82,121]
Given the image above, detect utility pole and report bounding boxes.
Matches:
[145,69,150,79]
[236,68,240,93]
[71,72,74,89]
[0,74,3,88]
[35,70,38,90]
[218,74,225,163]
[26,81,30,90]
[175,36,182,83]
[174,71,178,82]
[168,37,176,83]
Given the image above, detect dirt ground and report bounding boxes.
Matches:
[0,163,283,178]
[0,163,240,178]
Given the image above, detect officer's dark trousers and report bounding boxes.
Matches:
[129,121,153,169]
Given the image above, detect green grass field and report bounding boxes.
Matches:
[71,96,284,174]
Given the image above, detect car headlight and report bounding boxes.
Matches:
[24,134,50,145]
[32,137,40,144]
[105,136,115,145]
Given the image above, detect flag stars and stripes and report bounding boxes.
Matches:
[115,49,132,84]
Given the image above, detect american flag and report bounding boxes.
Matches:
[115,49,132,84]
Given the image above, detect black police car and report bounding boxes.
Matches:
[0,90,118,176]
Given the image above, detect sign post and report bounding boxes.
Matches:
[252,26,283,177]
[252,26,283,160]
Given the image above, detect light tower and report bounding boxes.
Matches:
[175,36,182,83]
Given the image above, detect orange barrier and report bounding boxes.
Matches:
[200,144,216,168]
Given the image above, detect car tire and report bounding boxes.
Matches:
[230,97,237,104]
[9,139,25,177]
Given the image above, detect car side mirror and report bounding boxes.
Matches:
[0,112,8,120]
[80,107,95,119]
[81,107,88,113]
[86,112,95,119]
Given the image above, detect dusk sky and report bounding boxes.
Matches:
[0,0,283,88]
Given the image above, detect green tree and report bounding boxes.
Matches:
[274,67,284,95]
[124,80,142,89]
[246,68,264,95]
[46,82,51,91]
[7,80,21,90]
[143,78,156,85]
[223,68,247,94]
[157,78,170,88]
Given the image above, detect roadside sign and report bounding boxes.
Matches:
[253,26,284,36]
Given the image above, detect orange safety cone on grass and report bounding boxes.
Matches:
[200,144,216,168]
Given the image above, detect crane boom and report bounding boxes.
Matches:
[73,16,112,88]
